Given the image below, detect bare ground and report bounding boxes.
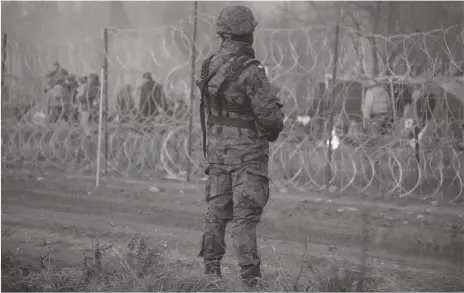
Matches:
[1,166,464,291]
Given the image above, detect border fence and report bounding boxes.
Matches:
[1,14,464,204]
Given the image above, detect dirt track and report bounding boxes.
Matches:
[2,167,464,290]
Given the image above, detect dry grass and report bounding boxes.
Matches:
[2,235,463,292]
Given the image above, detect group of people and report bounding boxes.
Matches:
[114,72,169,124]
[45,62,168,134]
[45,62,100,134]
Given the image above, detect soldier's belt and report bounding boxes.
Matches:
[207,115,255,129]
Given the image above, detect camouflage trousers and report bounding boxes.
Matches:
[199,157,270,283]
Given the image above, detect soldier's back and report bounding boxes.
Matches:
[205,53,269,165]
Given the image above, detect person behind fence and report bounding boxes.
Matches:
[139,72,167,120]
[66,74,80,122]
[46,68,72,123]
[197,5,284,289]
[115,84,136,122]
[76,76,90,135]
[362,79,391,135]
[77,74,100,135]
[45,62,68,93]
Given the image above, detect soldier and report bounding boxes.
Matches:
[197,5,284,289]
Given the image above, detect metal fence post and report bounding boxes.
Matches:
[187,1,198,182]
[326,22,340,187]
[103,28,109,174]
[1,33,7,88]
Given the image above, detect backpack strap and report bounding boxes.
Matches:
[206,57,261,128]
[198,55,262,160]
[198,55,216,160]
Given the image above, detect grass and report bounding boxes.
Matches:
[3,234,463,292]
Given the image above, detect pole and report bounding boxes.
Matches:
[96,68,105,187]
[326,21,340,187]
[103,28,109,173]
[1,33,7,88]
[186,1,198,182]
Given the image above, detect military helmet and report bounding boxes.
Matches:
[216,5,258,36]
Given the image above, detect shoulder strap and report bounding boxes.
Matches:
[214,56,261,115]
[199,55,261,161]
[198,54,215,160]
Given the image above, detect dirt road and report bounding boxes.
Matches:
[2,167,463,290]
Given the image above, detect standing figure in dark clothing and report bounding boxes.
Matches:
[46,62,69,93]
[116,84,136,122]
[77,74,100,135]
[46,63,71,123]
[139,72,167,121]
[196,5,284,290]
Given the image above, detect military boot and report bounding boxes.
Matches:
[240,264,262,291]
[204,260,221,277]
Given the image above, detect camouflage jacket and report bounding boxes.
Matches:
[202,39,284,165]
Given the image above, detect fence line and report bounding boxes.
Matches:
[1,20,464,204]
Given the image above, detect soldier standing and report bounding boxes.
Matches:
[197,5,284,289]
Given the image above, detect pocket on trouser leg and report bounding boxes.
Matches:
[232,223,260,268]
[236,168,270,210]
[198,231,226,261]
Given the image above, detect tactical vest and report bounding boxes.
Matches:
[197,54,261,159]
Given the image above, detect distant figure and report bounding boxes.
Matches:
[45,62,68,93]
[392,84,413,119]
[46,67,72,123]
[77,74,100,135]
[65,74,80,121]
[115,84,136,122]
[139,72,167,120]
[87,73,101,115]
[362,80,391,135]
[76,76,90,134]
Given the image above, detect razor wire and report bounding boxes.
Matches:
[2,16,464,204]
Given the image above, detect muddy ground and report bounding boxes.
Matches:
[2,166,464,291]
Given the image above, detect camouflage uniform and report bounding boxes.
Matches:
[197,5,284,288]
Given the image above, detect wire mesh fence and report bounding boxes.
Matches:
[1,16,464,204]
